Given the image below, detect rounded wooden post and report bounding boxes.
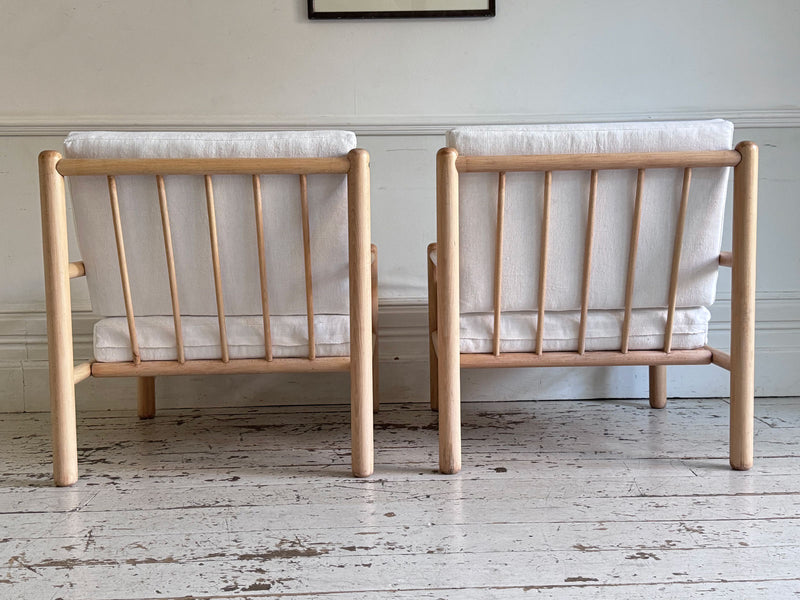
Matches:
[730,141,758,471]
[437,148,461,474]
[137,377,156,419]
[427,243,439,412]
[39,151,78,487]
[371,244,380,413]
[649,365,667,409]
[348,149,374,478]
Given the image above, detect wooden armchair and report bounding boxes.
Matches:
[427,121,757,474]
[39,131,376,485]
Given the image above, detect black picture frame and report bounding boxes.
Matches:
[308,0,495,20]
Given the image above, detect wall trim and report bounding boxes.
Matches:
[2,108,800,137]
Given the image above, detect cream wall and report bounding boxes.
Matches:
[1,0,798,411]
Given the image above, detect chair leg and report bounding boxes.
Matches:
[372,341,380,414]
[40,150,78,487]
[438,351,461,474]
[648,365,667,409]
[348,148,374,478]
[371,244,380,413]
[730,141,758,471]
[51,373,78,487]
[138,377,156,419]
[427,244,439,412]
[437,149,461,474]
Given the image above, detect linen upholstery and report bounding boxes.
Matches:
[447,120,733,353]
[448,120,734,313]
[64,130,356,361]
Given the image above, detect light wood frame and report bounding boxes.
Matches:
[428,143,758,475]
[39,149,377,486]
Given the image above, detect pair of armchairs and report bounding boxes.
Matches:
[39,121,757,486]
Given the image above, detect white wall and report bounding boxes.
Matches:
[1,0,799,411]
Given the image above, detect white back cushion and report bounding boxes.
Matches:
[448,120,734,314]
[65,131,356,317]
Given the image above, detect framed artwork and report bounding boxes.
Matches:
[308,0,496,20]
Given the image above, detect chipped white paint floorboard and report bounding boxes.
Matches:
[0,398,798,598]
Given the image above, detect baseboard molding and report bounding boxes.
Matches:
[1,294,798,413]
[1,108,799,137]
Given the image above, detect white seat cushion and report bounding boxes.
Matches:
[459,307,709,354]
[65,131,356,318]
[94,315,350,362]
[448,120,733,314]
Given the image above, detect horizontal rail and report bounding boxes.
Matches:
[91,356,351,377]
[73,362,92,384]
[455,150,741,173]
[68,261,85,279]
[719,251,733,268]
[706,345,732,371]
[56,157,352,177]
[459,348,712,369]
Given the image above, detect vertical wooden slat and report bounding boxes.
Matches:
[204,175,229,363]
[621,169,646,353]
[492,172,506,356]
[578,169,598,355]
[252,175,273,361]
[299,174,315,360]
[156,175,185,364]
[107,175,140,364]
[535,171,552,355]
[663,168,692,353]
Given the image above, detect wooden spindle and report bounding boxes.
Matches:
[621,169,645,353]
[107,175,140,364]
[663,168,692,353]
[578,170,598,355]
[156,175,185,364]
[204,175,229,363]
[252,175,273,361]
[299,174,315,360]
[492,172,506,356]
[535,171,552,355]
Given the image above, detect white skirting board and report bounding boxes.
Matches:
[1,296,798,413]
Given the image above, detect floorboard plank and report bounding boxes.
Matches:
[0,397,798,599]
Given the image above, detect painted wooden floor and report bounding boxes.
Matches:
[1,397,799,599]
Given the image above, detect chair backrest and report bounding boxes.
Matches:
[448,120,734,316]
[65,130,356,319]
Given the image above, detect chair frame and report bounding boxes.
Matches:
[428,142,758,474]
[39,149,378,486]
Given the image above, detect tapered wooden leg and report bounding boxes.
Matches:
[730,141,758,471]
[649,365,667,409]
[437,149,461,474]
[371,244,380,413]
[427,243,439,412]
[348,149,374,478]
[40,151,78,487]
[137,377,156,419]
